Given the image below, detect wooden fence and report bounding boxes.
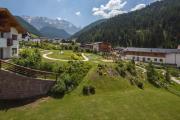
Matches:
[0,59,58,81]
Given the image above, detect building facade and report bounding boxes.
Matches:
[121,47,180,67]
[0,8,26,59]
[82,42,112,52]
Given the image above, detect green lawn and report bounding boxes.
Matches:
[41,50,104,65]
[85,53,103,60]
[46,50,84,60]
[1,64,180,120]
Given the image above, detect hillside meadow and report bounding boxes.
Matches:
[0,63,180,120]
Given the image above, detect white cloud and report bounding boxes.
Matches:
[75,11,81,16]
[92,0,127,18]
[131,4,146,11]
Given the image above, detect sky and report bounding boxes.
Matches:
[0,0,160,27]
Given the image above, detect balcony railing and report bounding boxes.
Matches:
[0,59,58,81]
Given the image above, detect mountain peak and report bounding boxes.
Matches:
[21,16,81,34]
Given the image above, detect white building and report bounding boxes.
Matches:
[0,8,26,59]
[121,47,180,67]
[22,32,31,41]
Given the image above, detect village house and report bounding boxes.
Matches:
[0,8,26,59]
[22,32,31,41]
[81,42,112,52]
[120,47,180,67]
[50,38,63,44]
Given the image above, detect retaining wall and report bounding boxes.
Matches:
[0,70,55,100]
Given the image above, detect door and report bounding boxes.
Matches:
[0,48,3,59]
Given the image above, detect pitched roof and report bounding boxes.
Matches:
[123,47,180,54]
[0,8,26,33]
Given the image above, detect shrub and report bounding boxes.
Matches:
[146,62,161,87]
[127,60,136,76]
[13,49,42,69]
[40,62,54,72]
[89,86,96,95]
[116,67,126,77]
[82,86,95,95]
[61,74,74,91]
[98,70,103,76]
[165,69,171,83]
[83,86,89,95]
[137,82,144,89]
[169,68,180,77]
[51,78,66,96]
[71,54,81,60]
[73,46,79,52]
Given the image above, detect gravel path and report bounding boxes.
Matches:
[43,52,89,62]
[171,77,180,84]
[136,66,180,84]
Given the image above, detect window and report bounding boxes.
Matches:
[12,48,17,56]
[12,34,17,40]
[147,58,151,61]
[1,32,4,38]
[143,57,146,62]
[159,59,163,62]
[154,58,157,62]
[137,57,139,61]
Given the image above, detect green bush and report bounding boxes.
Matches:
[13,49,41,69]
[116,67,126,77]
[127,60,136,76]
[40,62,54,72]
[51,78,66,95]
[165,69,171,83]
[146,62,162,87]
[52,61,91,93]
[169,68,180,77]
[137,82,144,89]
[82,86,96,95]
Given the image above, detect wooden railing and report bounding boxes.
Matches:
[0,59,58,81]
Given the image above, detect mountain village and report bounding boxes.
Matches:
[0,0,180,120]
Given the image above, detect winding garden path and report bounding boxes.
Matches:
[136,66,180,84]
[43,52,89,62]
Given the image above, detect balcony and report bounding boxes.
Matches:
[0,38,7,47]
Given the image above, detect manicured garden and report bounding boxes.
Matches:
[46,50,84,60]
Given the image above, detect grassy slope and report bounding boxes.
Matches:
[0,64,180,120]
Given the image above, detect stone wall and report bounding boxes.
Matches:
[0,70,55,100]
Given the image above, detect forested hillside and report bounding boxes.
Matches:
[72,19,106,38]
[74,0,180,48]
[40,26,70,39]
